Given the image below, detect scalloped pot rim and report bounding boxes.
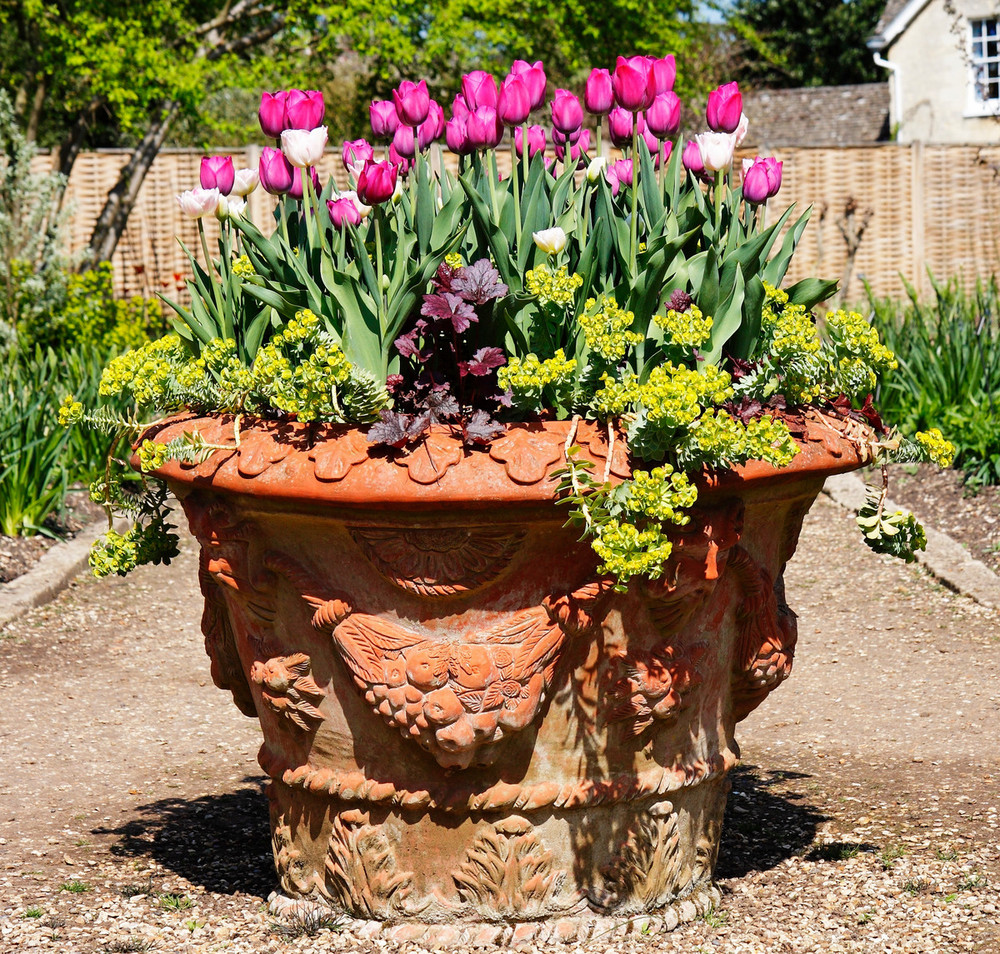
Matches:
[144,411,866,510]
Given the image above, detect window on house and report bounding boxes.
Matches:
[970,18,1000,106]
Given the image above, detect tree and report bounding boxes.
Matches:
[724,0,886,89]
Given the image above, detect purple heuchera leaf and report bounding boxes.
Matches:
[461,346,506,377]
[451,258,508,304]
[433,262,458,292]
[367,411,414,448]
[423,387,461,420]
[464,409,505,445]
[394,329,427,360]
[421,292,477,333]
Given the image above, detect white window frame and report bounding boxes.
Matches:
[966,16,1000,117]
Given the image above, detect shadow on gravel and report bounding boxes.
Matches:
[717,764,829,878]
[95,779,274,898]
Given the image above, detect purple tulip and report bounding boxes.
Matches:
[659,139,673,168]
[742,159,771,204]
[258,91,287,139]
[706,81,743,134]
[584,68,614,115]
[259,146,294,195]
[451,94,471,120]
[285,89,325,130]
[357,160,398,205]
[607,106,634,148]
[498,74,532,126]
[462,71,499,110]
[393,79,430,127]
[287,165,321,201]
[612,55,655,111]
[388,143,412,175]
[327,196,362,228]
[342,138,374,170]
[510,59,547,109]
[551,126,582,146]
[637,115,660,155]
[762,156,783,196]
[466,106,504,149]
[416,100,445,149]
[514,124,546,158]
[648,56,677,95]
[369,100,399,140]
[200,156,235,195]
[645,91,681,138]
[550,89,583,135]
[445,116,473,155]
[554,128,591,166]
[605,158,634,195]
[682,138,705,174]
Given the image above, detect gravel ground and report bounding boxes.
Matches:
[0,495,998,954]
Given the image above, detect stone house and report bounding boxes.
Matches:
[868,0,1000,142]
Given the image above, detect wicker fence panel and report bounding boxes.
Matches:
[37,143,1000,304]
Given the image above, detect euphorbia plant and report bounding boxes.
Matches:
[62,63,954,580]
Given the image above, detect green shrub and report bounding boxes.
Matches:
[869,275,1000,486]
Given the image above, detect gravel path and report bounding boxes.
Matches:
[1,495,998,954]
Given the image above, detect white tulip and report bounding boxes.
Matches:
[338,189,371,219]
[734,111,749,147]
[532,226,567,255]
[177,187,221,218]
[231,167,259,196]
[586,156,608,182]
[280,126,328,168]
[695,132,736,173]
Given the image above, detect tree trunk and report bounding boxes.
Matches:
[80,101,180,271]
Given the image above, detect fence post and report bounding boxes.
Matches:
[911,140,925,297]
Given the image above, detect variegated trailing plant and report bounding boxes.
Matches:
[61,61,954,579]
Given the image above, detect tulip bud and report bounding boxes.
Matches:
[607,107,634,149]
[231,167,259,197]
[649,55,677,95]
[682,139,704,175]
[532,226,567,255]
[392,124,416,159]
[452,94,472,121]
[214,194,230,222]
[498,74,532,126]
[462,71,499,110]
[259,147,294,195]
[258,91,287,139]
[612,55,655,111]
[584,68,614,115]
[514,124,547,158]
[200,155,235,195]
[393,79,430,127]
[550,89,583,135]
[706,81,743,134]
[388,143,412,175]
[417,100,445,149]
[369,100,400,140]
[762,156,782,197]
[177,187,221,218]
[587,156,608,182]
[555,128,591,167]
[510,59,547,109]
[645,91,682,138]
[284,89,325,130]
[734,111,750,147]
[288,166,322,201]
[281,127,328,168]
[466,106,504,150]
[445,116,472,155]
[342,138,374,171]
[357,160,399,205]
[605,158,633,196]
[741,159,771,204]
[551,126,581,146]
[226,196,247,218]
[695,131,736,172]
[636,115,660,155]
[327,196,362,228]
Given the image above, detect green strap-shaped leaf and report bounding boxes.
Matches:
[703,263,746,365]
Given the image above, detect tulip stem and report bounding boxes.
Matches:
[487,150,500,222]
[596,122,603,160]
[512,130,523,248]
[629,117,639,275]
[714,170,723,238]
[197,219,224,316]
[374,209,385,329]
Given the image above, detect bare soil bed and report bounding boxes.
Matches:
[0,496,997,953]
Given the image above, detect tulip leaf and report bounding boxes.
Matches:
[784,277,839,309]
[762,206,812,287]
[703,263,745,365]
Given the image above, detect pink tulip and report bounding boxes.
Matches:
[706,81,743,134]
[554,128,591,166]
[514,124,546,158]
[605,158,634,195]
[259,146,294,195]
[648,55,677,95]
[200,156,235,195]
[258,91,287,139]
[392,123,417,159]
[285,89,325,130]
[607,106,634,148]
[551,126,581,146]
[637,115,659,154]
[369,100,399,139]
[393,79,430,126]
[645,91,681,138]
[357,160,398,205]
[287,165,321,201]
[342,138,374,170]
[612,55,655,111]
[510,59,547,109]
[416,100,445,149]
[734,110,749,146]
[584,68,614,115]
[682,139,704,175]
[742,159,771,204]
[388,143,412,175]
[762,156,782,196]
[466,106,503,149]
[452,94,471,121]
[498,74,532,126]
[445,116,472,155]
[462,71,499,110]
[659,139,673,168]
[327,196,362,228]
[550,89,583,135]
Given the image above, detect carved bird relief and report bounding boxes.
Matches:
[251,653,326,731]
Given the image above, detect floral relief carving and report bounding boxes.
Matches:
[453,817,564,919]
[488,427,565,484]
[323,810,421,919]
[309,428,371,481]
[236,427,292,477]
[393,431,465,484]
[251,653,326,732]
[600,800,682,913]
[350,526,526,596]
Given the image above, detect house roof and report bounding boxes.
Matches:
[741,84,890,148]
[868,0,933,50]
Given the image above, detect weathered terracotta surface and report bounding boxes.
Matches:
[151,412,864,942]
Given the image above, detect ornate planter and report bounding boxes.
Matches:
[151,411,863,945]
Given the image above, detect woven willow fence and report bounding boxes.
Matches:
[47,142,1000,304]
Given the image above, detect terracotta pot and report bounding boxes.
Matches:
[151,410,864,945]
